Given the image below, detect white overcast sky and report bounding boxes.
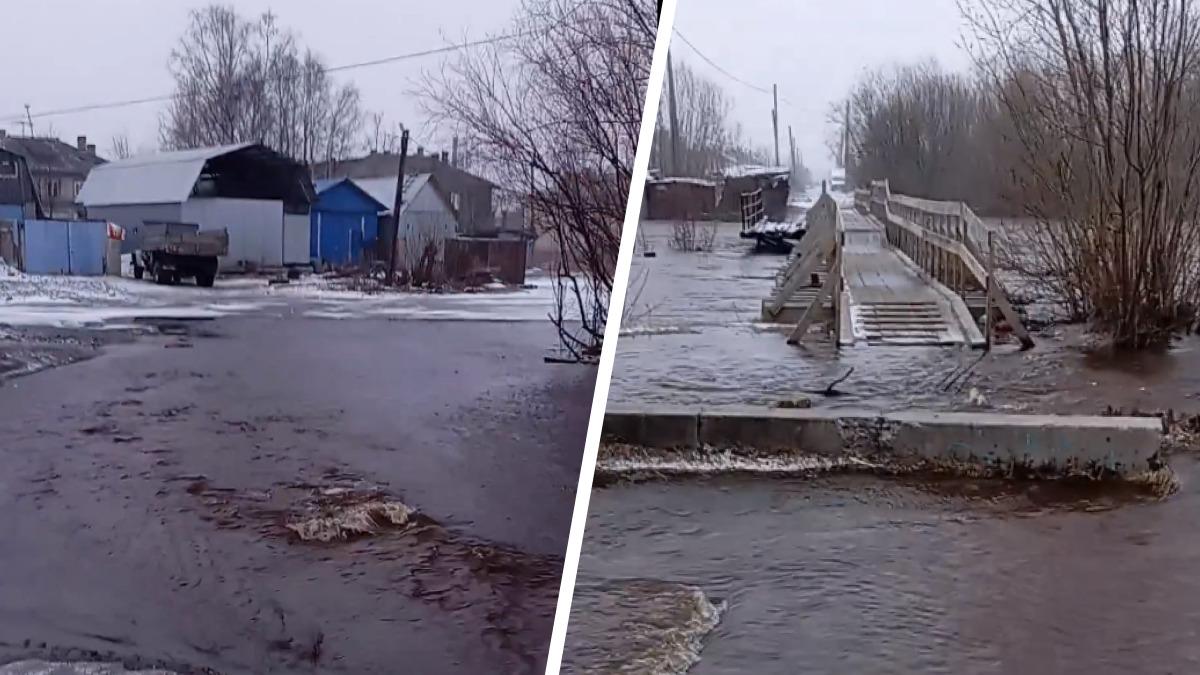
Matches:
[1,0,969,175]
[669,0,972,178]
[0,0,519,158]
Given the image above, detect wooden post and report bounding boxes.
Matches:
[985,229,994,351]
[666,52,680,175]
[387,129,411,284]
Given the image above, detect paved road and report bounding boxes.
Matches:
[0,314,593,674]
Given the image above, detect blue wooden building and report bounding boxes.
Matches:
[311,178,386,267]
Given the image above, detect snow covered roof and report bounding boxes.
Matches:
[355,174,435,216]
[647,176,718,187]
[78,142,253,206]
[314,177,389,211]
[723,164,791,179]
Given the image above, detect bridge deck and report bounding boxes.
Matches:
[840,210,968,346]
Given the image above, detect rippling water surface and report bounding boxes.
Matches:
[573,209,1200,674]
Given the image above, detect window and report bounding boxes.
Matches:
[451,192,462,211]
[0,159,15,179]
[74,181,83,197]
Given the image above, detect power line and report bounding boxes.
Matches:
[672,29,771,95]
[671,28,823,113]
[0,30,529,125]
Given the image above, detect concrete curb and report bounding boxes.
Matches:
[602,405,1164,478]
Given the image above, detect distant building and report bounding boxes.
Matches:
[310,177,387,267]
[830,167,847,192]
[79,142,313,271]
[0,131,105,219]
[354,174,460,267]
[312,148,497,235]
[644,177,719,220]
[0,147,42,222]
[714,165,791,221]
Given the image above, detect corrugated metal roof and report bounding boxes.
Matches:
[355,174,433,216]
[78,142,254,207]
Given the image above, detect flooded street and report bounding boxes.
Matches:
[567,210,1200,673]
[615,219,1200,415]
[568,458,1200,674]
[0,312,592,674]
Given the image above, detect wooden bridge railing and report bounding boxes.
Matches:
[857,180,1033,349]
[761,189,847,345]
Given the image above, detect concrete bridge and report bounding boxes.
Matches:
[762,180,1033,350]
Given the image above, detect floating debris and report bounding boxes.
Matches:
[285,500,415,543]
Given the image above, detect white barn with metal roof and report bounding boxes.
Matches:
[79,143,314,271]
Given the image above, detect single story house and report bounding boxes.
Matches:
[78,143,314,271]
[312,148,497,235]
[355,174,460,270]
[311,177,387,267]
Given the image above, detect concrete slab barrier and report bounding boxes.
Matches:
[602,405,1164,478]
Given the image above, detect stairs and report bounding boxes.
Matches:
[852,301,957,346]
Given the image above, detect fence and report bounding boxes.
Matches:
[443,237,529,285]
[19,219,113,276]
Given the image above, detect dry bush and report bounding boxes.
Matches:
[668,219,716,252]
[422,0,657,361]
[962,0,1200,349]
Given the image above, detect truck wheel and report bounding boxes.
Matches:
[133,265,143,280]
[196,272,215,288]
[156,266,173,285]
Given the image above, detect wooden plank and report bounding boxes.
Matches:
[788,250,840,345]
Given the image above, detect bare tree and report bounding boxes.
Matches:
[161,4,362,166]
[962,0,1200,349]
[109,134,133,160]
[422,0,657,361]
[363,112,404,155]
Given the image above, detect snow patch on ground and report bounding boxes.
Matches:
[0,270,568,327]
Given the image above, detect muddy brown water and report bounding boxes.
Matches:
[565,458,1200,674]
[574,216,1200,673]
[0,315,593,674]
[616,220,1200,414]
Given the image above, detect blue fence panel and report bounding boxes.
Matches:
[0,204,23,222]
[68,221,108,275]
[21,220,71,274]
[21,219,109,275]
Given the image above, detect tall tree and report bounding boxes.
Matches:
[160,4,362,166]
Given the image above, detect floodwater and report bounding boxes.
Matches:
[615,219,1200,415]
[0,315,593,674]
[566,209,1200,673]
[566,458,1200,674]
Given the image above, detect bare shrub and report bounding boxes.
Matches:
[668,219,717,252]
[962,0,1200,349]
[422,0,657,361]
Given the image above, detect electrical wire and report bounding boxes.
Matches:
[0,30,529,125]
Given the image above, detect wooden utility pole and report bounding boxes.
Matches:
[666,52,680,176]
[788,125,797,177]
[841,99,850,170]
[387,128,411,284]
[772,85,780,166]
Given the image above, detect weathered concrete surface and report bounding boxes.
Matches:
[602,405,1164,477]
